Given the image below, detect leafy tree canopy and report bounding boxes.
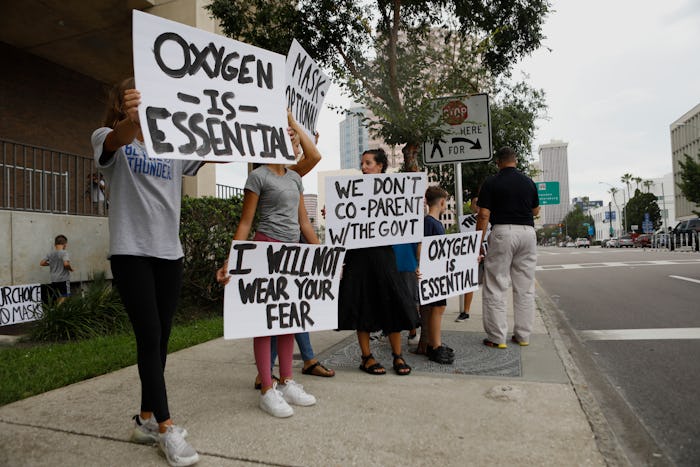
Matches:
[677,152,700,216]
[624,189,661,233]
[207,0,551,170]
[562,205,594,240]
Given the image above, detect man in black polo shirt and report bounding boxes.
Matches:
[476,147,540,348]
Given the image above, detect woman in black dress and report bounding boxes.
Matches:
[337,149,419,375]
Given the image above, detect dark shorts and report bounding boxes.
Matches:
[422,298,447,308]
[49,281,70,299]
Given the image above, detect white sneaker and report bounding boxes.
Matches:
[259,383,294,418]
[278,379,316,407]
[158,425,199,467]
[130,415,188,444]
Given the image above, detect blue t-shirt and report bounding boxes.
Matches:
[392,243,418,272]
[424,215,445,237]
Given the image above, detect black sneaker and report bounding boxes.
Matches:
[455,312,470,322]
[427,346,454,364]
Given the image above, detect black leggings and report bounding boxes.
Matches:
[111,255,183,423]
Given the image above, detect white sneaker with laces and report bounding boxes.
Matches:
[131,415,188,444]
[158,425,199,467]
[259,382,294,418]
[278,379,316,407]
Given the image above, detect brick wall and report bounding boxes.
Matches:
[0,42,107,157]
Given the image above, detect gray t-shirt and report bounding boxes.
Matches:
[44,249,70,282]
[245,166,303,242]
[91,127,201,259]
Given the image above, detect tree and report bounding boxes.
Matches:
[633,176,643,191]
[642,179,654,193]
[561,205,594,240]
[620,173,633,199]
[677,152,700,216]
[624,189,661,233]
[207,0,551,172]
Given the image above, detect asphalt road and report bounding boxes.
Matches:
[536,246,700,467]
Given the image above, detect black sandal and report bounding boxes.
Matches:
[359,353,386,375]
[392,353,412,376]
[302,361,335,377]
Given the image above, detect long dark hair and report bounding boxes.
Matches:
[102,77,135,128]
[362,148,388,173]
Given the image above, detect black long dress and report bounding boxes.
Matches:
[337,245,419,333]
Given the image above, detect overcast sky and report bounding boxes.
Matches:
[216,0,700,208]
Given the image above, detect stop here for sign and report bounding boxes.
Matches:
[424,93,492,164]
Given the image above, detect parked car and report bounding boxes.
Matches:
[670,218,700,251]
[566,241,576,248]
[633,234,652,248]
[618,235,634,248]
[606,237,619,248]
[575,237,591,248]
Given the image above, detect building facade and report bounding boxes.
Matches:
[537,140,571,225]
[339,107,370,170]
[670,103,700,220]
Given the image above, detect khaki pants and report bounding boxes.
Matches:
[482,224,537,344]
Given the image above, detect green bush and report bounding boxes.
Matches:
[179,195,253,306]
[31,273,128,342]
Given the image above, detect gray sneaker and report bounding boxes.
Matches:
[131,415,188,445]
[158,425,199,467]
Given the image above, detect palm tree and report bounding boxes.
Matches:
[643,180,654,193]
[621,173,633,199]
[633,176,643,192]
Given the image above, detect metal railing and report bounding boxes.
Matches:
[216,184,244,199]
[1,139,105,216]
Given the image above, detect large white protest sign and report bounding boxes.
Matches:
[133,10,293,163]
[223,241,346,339]
[458,213,477,232]
[325,172,427,249]
[0,284,43,326]
[285,39,330,141]
[418,231,482,305]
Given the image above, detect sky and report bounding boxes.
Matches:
[216,0,700,208]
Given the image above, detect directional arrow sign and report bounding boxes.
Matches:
[423,93,492,164]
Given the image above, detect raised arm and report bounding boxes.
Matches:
[102,89,141,155]
[287,110,322,177]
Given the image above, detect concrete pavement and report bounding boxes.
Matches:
[0,289,607,466]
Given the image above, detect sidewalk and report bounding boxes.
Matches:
[0,289,606,466]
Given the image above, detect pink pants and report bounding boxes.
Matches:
[252,232,295,388]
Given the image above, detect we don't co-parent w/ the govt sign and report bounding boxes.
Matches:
[325,173,427,249]
[223,241,346,339]
[419,231,482,305]
[132,10,293,163]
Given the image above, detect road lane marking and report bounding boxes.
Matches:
[536,259,700,271]
[669,275,700,285]
[580,328,700,341]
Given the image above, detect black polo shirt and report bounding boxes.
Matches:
[478,167,539,226]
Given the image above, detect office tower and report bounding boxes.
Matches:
[670,103,700,219]
[537,140,571,226]
[339,106,370,170]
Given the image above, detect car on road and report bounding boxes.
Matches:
[669,217,700,251]
[566,241,576,248]
[633,234,652,248]
[618,235,634,248]
[606,237,619,248]
[575,237,591,248]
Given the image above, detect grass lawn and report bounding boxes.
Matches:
[0,316,222,406]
